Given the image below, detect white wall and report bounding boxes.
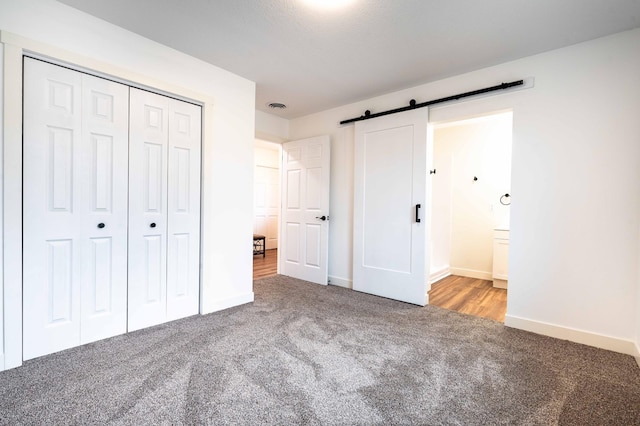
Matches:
[0,0,256,369]
[429,147,453,283]
[290,28,640,355]
[637,227,640,362]
[255,145,280,169]
[255,109,290,142]
[432,113,512,280]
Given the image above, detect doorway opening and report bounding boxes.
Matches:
[253,139,281,280]
[428,111,513,322]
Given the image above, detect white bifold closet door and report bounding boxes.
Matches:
[24,59,202,359]
[23,58,129,360]
[128,88,201,332]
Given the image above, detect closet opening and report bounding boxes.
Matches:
[428,111,513,322]
[22,56,203,360]
[252,139,281,280]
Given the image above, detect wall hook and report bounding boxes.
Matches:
[429,169,436,175]
[500,193,511,205]
[473,176,478,181]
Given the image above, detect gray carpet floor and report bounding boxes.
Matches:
[1,275,639,425]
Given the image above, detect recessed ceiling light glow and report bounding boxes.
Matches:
[302,0,356,10]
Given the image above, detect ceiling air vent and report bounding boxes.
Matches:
[267,102,287,109]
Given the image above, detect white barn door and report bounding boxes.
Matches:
[353,109,430,306]
[280,136,330,285]
[23,58,129,359]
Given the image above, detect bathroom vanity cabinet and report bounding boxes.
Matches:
[492,229,509,289]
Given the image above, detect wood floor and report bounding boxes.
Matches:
[253,255,506,322]
[253,249,278,280]
[428,275,507,322]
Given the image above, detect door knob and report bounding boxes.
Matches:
[150,223,156,228]
[97,223,105,229]
[316,215,328,221]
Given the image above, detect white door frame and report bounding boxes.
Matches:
[426,103,518,312]
[428,108,514,300]
[254,165,280,250]
[1,31,211,371]
[253,139,282,252]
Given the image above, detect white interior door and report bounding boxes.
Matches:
[23,58,129,359]
[129,90,201,330]
[24,59,83,359]
[280,135,330,285]
[79,73,129,344]
[254,165,280,250]
[128,88,169,332]
[23,59,201,357]
[353,109,430,306]
[166,99,201,321]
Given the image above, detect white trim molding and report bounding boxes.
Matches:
[429,266,451,284]
[0,42,3,372]
[2,40,23,371]
[205,292,254,314]
[505,314,640,357]
[449,267,493,281]
[328,275,352,289]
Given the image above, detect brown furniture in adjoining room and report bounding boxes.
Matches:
[253,234,266,257]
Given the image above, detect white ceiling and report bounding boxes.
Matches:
[57,0,640,119]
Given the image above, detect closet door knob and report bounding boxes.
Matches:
[150,223,156,228]
[97,223,105,229]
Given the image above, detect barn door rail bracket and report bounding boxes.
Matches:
[339,79,524,125]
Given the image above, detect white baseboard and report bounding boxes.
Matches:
[449,267,493,280]
[492,279,507,289]
[505,314,639,356]
[636,356,640,370]
[204,292,254,314]
[429,267,451,284]
[328,275,352,289]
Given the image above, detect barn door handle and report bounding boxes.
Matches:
[415,204,421,223]
[97,223,105,229]
[150,223,157,228]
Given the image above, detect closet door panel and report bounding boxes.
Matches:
[167,100,201,321]
[79,73,129,344]
[23,58,83,360]
[128,88,169,332]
